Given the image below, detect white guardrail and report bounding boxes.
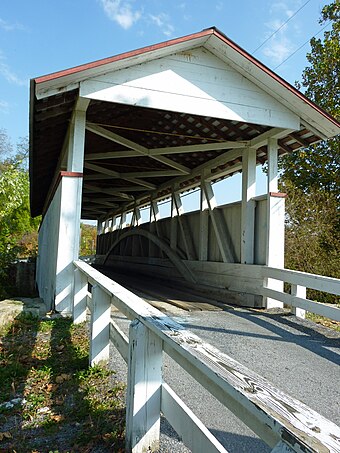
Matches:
[73,260,340,453]
[262,267,340,321]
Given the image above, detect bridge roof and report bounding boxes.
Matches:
[29,27,340,219]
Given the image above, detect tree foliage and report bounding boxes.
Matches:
[280,2,340,297]
[80,223,97,256]
[281,1,339,199]
[0,130,40,297]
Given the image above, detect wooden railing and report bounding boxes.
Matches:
[262,267,340,321]
[73,260,340,453]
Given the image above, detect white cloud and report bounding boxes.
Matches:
[265,19,288,33]
[149,13,174,37]
[0,51,26,86]
[260,0,304,65]
[99,0,141,29]
[263,36,293,64]
[0,18,25,32]
[0,100,9,113]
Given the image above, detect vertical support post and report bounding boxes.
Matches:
[171,189,196,260]
[202,181,233,263]
[149,201,160,258]
[134,207,141,226]
[170,189,179,250]
[266,138,284,309]
[104,219,109,233]
[90,285,111,366]
[73,268,88,324]
[199,176,209,261]
[291,284,306,319]
[241,148,256,264]
[120,212,127,229]
[97,220,103,235]
[126,320,162,453]
[55,98,89,314]
[112,216,117,232]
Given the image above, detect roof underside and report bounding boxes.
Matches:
[30,27,340,220]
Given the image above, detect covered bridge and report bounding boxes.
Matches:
[29,27,340,313]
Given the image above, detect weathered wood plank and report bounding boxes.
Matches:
[110,319,129,363]
[262,287,340,322]
[125,320,162,453]
[90,285,111,366]
[263,267,340,296]
[72,267,88,324]
[161,383,228,453]
[74,261,340,452]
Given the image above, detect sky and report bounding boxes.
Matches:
[0,0,332,215]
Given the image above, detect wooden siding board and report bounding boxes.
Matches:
[80,48,300,130]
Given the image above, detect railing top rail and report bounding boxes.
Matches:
[74,260,340,452]
[263,266,340,295]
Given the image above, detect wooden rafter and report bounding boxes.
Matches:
[83,184,134,200]
[84,162,156,190]
[86,123,191,174]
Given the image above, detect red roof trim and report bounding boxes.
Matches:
[34,28,213,84]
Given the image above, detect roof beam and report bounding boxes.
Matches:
[85,200,119,208]
[150,141,249,155]
[83,196,122,203]
[85,169,182,178]
[84,162,156,190]
[84,140,249,162]
[85,150,141,160]
[250,128,294,148]
[83,184,134,200]
[119,148,244,213]
[86,123,191,174]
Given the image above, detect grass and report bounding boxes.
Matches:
[306,311,340,332]
[0,314,126,452]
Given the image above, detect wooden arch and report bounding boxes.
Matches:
[102,229,197,284]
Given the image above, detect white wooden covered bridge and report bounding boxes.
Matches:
[29,28,340,452]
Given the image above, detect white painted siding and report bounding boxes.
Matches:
[36,184,62,311]
[80,48,299,130]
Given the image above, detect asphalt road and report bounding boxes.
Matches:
[108,301,340,453]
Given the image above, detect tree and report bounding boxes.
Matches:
[0,130,40,297]
[281,1,339,199]
[80,223,97,256]
[279,2,340,295]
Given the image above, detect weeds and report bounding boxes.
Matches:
[0,314,125,452]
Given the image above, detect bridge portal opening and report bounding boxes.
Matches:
[29,28,340,313]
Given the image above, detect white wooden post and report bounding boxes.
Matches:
[291,284,306,319]
[265,138,284,309]
[90,285,111,366]
[120,212,127,229]
[126,320,163,453]
[199,177,209,261]
[201,181,233,263]
[73,268,88,324]
[241,148,256,264]
[149,200,160,258]
[112,216,117,232]
[97,219,103,235]
[170,189,179,250]
[55,98,89,314]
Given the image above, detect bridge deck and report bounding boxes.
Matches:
[99,267,340,452]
